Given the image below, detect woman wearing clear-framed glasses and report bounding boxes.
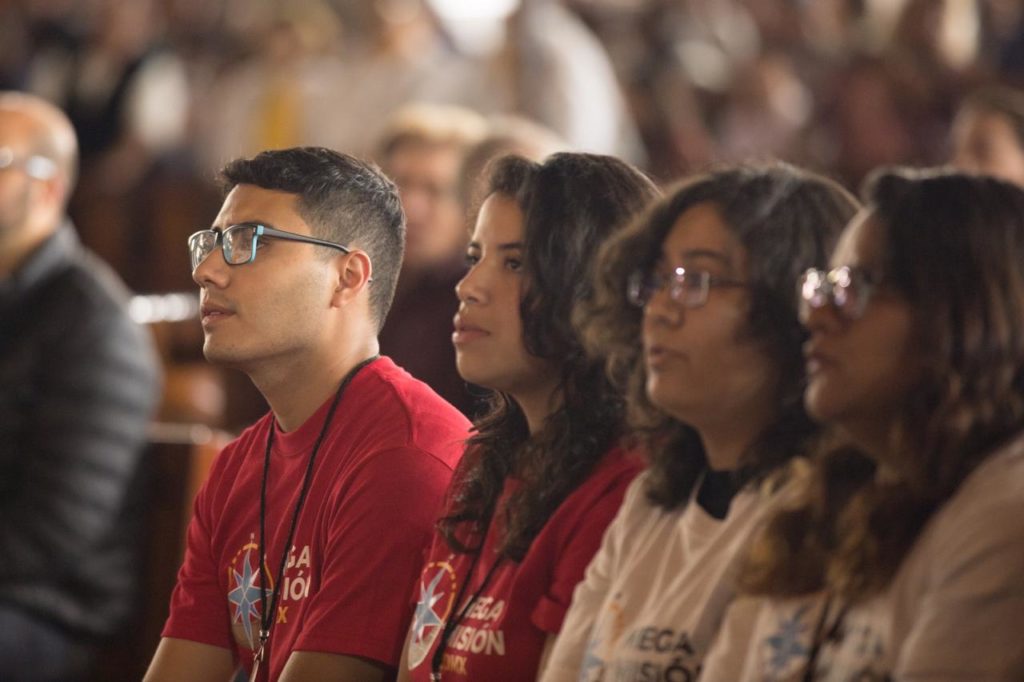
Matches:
[701,168,1024,681]
[539,163,858,681]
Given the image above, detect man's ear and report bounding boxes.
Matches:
[330,250,373,308]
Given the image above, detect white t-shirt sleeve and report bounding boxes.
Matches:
[538,475,646,682]
[895,485,1024,680]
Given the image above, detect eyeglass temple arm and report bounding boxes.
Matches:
[258,225,351,253]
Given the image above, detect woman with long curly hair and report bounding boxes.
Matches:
[702,168,1024,681]
[397,152,659,681]
[539,163,857,681]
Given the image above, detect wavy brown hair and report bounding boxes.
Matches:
[741,168,1024,600]
[438,152,660,560]
[576,162,858,509]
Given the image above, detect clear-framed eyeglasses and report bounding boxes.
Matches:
[797,266,883,324]
[627,266,749,308]
[188,223,352,271]
[0,146,57,180]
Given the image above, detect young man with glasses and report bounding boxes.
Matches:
[145,147,469,682]
[0,91,161,681]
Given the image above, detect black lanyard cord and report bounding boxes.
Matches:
[429,525,504,681]
[802,593,848,682]
[255,355,378,678]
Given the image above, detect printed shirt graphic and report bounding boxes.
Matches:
[701,434,1024,682]
[227,537,265,650]
[225,536,317,654]
[704,594,891,682]
[406,446,643,682]
[162,358,469,681]
[407,558,459,668]
[540,472,798,682]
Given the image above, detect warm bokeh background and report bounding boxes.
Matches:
[5,0,1024,676]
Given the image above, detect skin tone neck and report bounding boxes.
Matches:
[694,399,778,472]
[513,382,563,437]
[249,331,380,433]
[843,418,899,464]
[0,217,56,277]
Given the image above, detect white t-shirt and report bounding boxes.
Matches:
[539,469,796,682]
[701,434,1024,682]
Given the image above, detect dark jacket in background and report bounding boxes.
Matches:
[0,223,161,639]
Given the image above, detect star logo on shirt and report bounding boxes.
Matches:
[413,568,448,642]
[765,604,813,674]
[579,636,605,681]
[407,559,458,669]
[228,547,264,648]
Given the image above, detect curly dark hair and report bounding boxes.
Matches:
[576,162,858,509]
[438,152,660,561]
[740,168,1024,600]
[221,146,404,330]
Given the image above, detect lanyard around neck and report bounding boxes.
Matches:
[251,355,378,681]
[430,516,504,682]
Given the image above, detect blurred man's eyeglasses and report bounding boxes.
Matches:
[0,146,57,180]
[188,223,352,271]
[627,266,749,308]
[797,266,883,323]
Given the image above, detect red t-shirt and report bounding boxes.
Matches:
[162,357,469,680]
[404,446,643,681]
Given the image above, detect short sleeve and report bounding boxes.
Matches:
[539,475,646,682]
[292,446,453,665]
[530,454,641,633]
[896,502,1024,680]
[162,465,237,653]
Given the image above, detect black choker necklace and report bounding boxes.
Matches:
[249,355,378,682]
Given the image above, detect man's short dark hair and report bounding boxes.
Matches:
[220,147,405,330]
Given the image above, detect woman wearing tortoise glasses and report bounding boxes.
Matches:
[539,163,857,681]
[701,167,1024,681]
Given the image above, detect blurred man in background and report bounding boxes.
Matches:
[0,91,161,681]
[951,86,1024,187]
[376,103,487,416]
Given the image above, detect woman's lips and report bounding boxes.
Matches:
[645,344,682,370]
[803,345,836,377]
[452,316,489,345]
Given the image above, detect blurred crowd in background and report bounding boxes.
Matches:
[4,0,1024,427]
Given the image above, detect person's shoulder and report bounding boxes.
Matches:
[918,433,1024,565]
[613,468,662,524]
[557,443,647,516]
[27,243,156,375]
[208,413,274,473]
[945,434,1024,525]
[357,357,471,428]
[190,413,275,507]
[54,246,133,315]
[344,357,470,461]
[585,444,647,490]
